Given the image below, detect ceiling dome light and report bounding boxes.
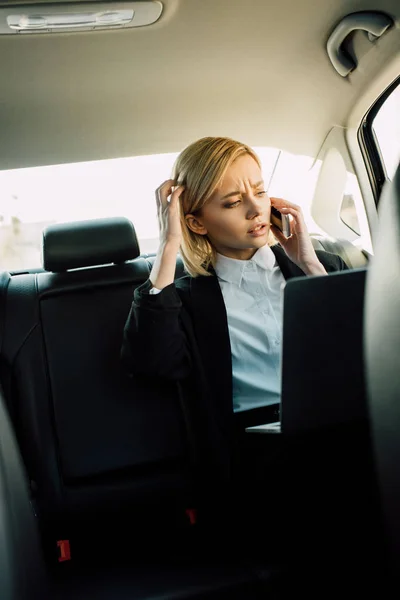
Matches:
[1,2,162,35]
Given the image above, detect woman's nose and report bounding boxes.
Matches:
[246,194,264,217]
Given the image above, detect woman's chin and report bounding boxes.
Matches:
[251,234,270,247]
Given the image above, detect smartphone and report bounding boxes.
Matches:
[270,206,291,238]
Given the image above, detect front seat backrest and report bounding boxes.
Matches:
[311,234,368,269]
[365,163,400,577]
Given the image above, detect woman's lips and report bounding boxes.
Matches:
[248,223,268,237]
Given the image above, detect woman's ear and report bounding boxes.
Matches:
[185,214,208,236]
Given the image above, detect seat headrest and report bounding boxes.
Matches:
[43,217,140,272]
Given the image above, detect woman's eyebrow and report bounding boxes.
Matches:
[252,180,264,189]
[221,190,241,200]
[220,180,264,200]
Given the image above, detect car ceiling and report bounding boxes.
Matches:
[0,0,399,170]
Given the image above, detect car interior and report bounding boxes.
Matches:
[0,0,399,598]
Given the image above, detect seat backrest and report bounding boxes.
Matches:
[365,163,400,577]
[281,266,368,433]
[310,234,368,269]
[0,386,49,599]
[0,218,193,551]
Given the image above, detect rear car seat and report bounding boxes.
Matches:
[0,217,274,598]
[0,383,272,600]
[1,218,193,547]
[0,385,49,599]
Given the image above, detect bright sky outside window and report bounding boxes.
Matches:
[0,147,324,270]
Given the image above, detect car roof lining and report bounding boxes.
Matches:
[0,0,399,169]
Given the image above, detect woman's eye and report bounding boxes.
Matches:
[257,190,267,196]
[225,200,241,208]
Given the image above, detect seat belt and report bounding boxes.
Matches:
[0,272,12,412]
[0,271,11,349]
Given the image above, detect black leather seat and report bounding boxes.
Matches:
[0,384,271,600]
[0,217,275,598]
[0,385,49,599]
[1,218,195,549]
[365,162,400,583]
[0,215,373,598]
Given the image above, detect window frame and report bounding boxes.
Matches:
[358,76,400,206]
[339,193,361,237]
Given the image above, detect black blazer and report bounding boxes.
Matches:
[121,245,347,482]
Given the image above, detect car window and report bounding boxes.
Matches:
[372,83,400,181]
[0,147,324,271]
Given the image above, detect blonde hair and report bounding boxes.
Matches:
[172,136,274,277]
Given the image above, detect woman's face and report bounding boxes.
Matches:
[186,153,271,260]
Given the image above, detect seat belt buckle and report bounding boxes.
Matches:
[57,539,71,562]
[185,508,197,526]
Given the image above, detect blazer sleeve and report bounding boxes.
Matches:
[315,250,349,273]
[121,278,192,380]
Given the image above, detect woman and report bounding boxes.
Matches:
[121,136,347,490]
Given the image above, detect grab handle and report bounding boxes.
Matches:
[327,11,394,77]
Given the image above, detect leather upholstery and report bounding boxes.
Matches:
[1,257,192,535]
[42,217,140,272]
[0,387,49,599]
[365,163,400,576]
[0,382,268,599]
[0,238,272,597]
[0,218,374,597]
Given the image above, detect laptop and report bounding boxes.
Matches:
[246,267,368,435]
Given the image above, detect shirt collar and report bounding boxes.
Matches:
[215,244,277,287]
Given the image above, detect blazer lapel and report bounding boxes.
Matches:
[271,244,305,280]
[189,272,233,433]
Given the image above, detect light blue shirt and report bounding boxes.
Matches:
[214,244,286,412]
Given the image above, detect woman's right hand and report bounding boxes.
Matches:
[156,180,185,248]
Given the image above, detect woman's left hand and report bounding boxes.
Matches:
[269,197,327,276]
